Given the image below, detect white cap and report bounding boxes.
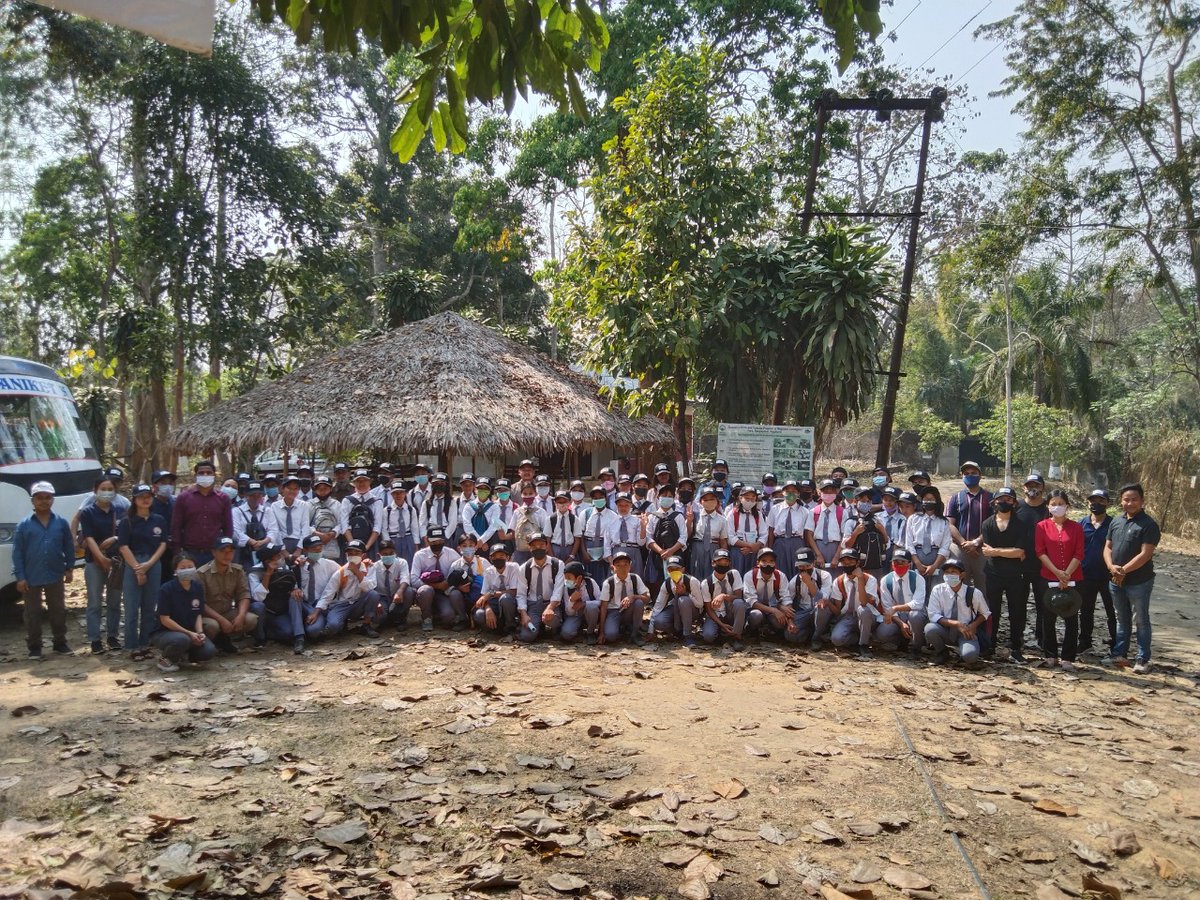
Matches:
[29,481,55,497]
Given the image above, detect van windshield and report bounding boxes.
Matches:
[0,393,90,464]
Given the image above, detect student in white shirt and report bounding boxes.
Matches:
[308,476,343,561]
[515,533,564,643]
[879,487,907,551]
[369,463,394,502]
[630,473,654,514]
[365,537,413,630]
[548,492,583,562]
[810,479,846,572]
[745,546,793,640]
[607,492,646,571]
[249,542,303,653]
[461,477,502,547]
[448,532,491,611]
[812,547,881,659]
[341,470,383,558]
[420,472,461,545]
[272,476,313,559]
[380,483,419,564]
[787,548,831,645]
[700,549,746,649]
[409,526,464,631]
[643,483,687,588]
[456,472,477,508]
[552,561,601,643]
[767,480,815,580]
[491,478,518,553]
[233,482,279,569]
[579,485,617,584]
[924,557,987,667]
[509,481,551,564]
[533,474,556,515]
[591,551,649,646]
[725,485,767,575]
[689,485,730,579]
[905,487,954,590]
[877,549,929,655]
[649,556,704,646]
[309,539,384,639]
[295,464,316,503]
[407,463,432,510]
[474,543,521,634]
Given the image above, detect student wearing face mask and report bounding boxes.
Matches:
[797,479,817,510]
[745,547,794,642]
[644,483,688,590]
[553,561,600,643]
[515,533,564,642]
[510,482,552,564]
[272,476,313,560]
[700,549,747,649]
[119,483,169,660]
[725,485,766,575]
[766,481,813,581]
[580,485,617,584]
[149,555,217,673]
[409,527,465,632]
[366,538,414,630]
[1078,489,1116,655]
[407,463,432,510]
[533,474,556,515]
[171,460,234,569]
[448,533,490,612]
[974,487,1031,663]
[675,476,698,517]
[309,476,343,562]
[295,464,315,503]
[595,550,649,646]
[475,543,521,635]
[607,492,647,573]
[868,467,891,507]
[548,491,583,562]
[821,548,882,660]
[80,475,125,654]
[630,474,654,514]
[1016,472,1051,650]
[1034,489,1085,670]
[923,557,988,667]
[810,479,845,573]
[305,539,384,639]
[707,459,732,508]
[647,463,674,505]
[491,478,518,554]
[877,549,928,656]
[221,479,243,510]
[150,470,178,574]
[253,540,306,653]
[760,472,780,506]
[369,463,394,503]
[786,548,829,647]
[879,486,906,551]
[233,482,279,570]
[907,469,932,492]
[567,479,588,511]
[905,486,952,590]
[840,485,890,580]
[461,477,502,548]
[649,556,705,647]
[596,466,619,509]
[689,485,730,579]
[260,473,281,504]
[418,472,461,544]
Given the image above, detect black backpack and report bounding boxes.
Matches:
[852,515,887,570]
[243,507,267,542]
[254,564,296,616]
[653,512,681,548]
[347,496,376,542]
[524,557,562,591]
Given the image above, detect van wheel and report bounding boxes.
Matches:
[0,582,20,606]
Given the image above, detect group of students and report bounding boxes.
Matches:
[12,456,1160,677]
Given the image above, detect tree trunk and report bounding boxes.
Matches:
[1004,277,1014,488]
[673,358,689,469]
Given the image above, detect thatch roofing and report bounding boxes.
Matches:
[167,312,676,457]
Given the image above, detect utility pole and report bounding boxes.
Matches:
[798,87,948,470]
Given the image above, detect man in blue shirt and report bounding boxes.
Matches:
[1078,488,1115,654]
[12,481,76,658]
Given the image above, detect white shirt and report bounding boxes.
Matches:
[812,503,845,544]
[651,574,706,618]
[419,496,463,536]
[926,582,987,626]
[788,567,832,611]
[408,546,462,587]
[252,557,338,609]
[328,558,374,605]
[830,571,881,616]
[580,507,617,558]
[905,515,953,558]
[339,491,383,537]
[556,576,600,617]
[548,508,583,546]
[725,506,766,544]
[461,499,503,544]
[379,501,419,541]
[693,509,730,543]
[702,568,744,604]
[607,513,646,549]
[233,503,279,549]
[510,504,551,551]
[481,562,521,596]
[881,508,907,547]
[271,498,314,544]
[745,568,793,608]
[879,569,927,617]
[515,557,564,611]
[493,501,519,533]
[600,572,648,610]
[366,558,410,599]
[768,502,813,539]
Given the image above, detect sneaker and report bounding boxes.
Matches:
[1132,660,1152,674]
[213,635,238,654]
[421,618,434,633]
[857,646,873,661]
[682,636,697,649]
[1102,656,1131,669]
[52,641,72,655]
[731,640,745,652]
[157,657,180,673]
[932,649,950,665]
[91,641,104,654]
[107,638,122,652]
[451,618,467,633]
[27,645,43,660]
[1010,652,1028,665]
[631,633,645,647]
[1060,660,1076,672]
[253,636,266,648]
[293,637,306,655]
[809,639,823,652]
[360,624,380,638]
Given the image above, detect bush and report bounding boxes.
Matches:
[974,395,1085,472]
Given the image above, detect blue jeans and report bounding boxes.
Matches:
[1111,577,1154,663]
[85,560,122,643]
[122,558,162,650]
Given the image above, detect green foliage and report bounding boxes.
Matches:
[974,395,1086,472]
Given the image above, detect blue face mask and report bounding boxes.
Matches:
[872,476,888,488]
[306,551,322,562]
[963,474,981,488]
[658,497,675,509]
[380,554,397,565]
[415,475,429,486]
[265,487,279,499]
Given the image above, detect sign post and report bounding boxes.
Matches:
[716,424,815,483]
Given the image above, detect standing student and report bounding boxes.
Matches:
[421,472,461,543]
[548,491,583,562]
[233,482,278,570]
[923,558,988,668]
[597,466,618,509]
[555,561,600,643]
[725,485,766,575]
[567,479,587,510]
[381,483,419,564]
[533,474,556,516]
[171,460,234,569]
[689,485,729,579]
[515,533,563,643]
[868,467,891,506]
[461,477,502,547]
[947,461,993,594]
[788,548,830,647]
[972,487,1031,663]
[647,462,674,505]
[150,469,177,575]
[295,463,316,503]
[409,526,465,631]
[475,543,520,635]
[13,481,76,659]
[631,473,653,514]
[579,485,616,584]
[593,550,648,646]
[810,479,845,572]
[1034,489,1085,670]
[272,476,313,559]
[676,476,698,518]
[367,538,414,629]
[700,549,746,649]
[708,458,733,508]
[331,462,353,502]
[841,485,890,580]
[767,481,813,581]
[649,555,704,646]
[308,476,343,562]
[1078,489,1116,654]
[510,482,551,564]
[879,486,906,551]
[1102,483,1160,674]
[149,555,217,673]
[341,470,383,559]
[199,536,263,651]
[745,546,793,642]
[491,479,518,554]
[1016,472,1051,649]
[80,474,124,654]
[607,492,646,575]
[370,463,395,502]
[908,469,932,492]
[513,458,538,496]
[905,486,952,591]
[877,549,928,656]
[118,483,168,660]
[644,483,687,591]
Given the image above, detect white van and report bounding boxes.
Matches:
[0,357,103,601]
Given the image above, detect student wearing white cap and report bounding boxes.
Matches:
[13,481,76,658]
[548,491,583,562]
[420,472,462,544]
[474,543,521,634]
[515,533,563,643]
[250,542,309,654]
[461,477,502,547]
[365,537,413,629]
[787,548,830,646]
[689,484,729,579]
[923,557,987,667]
[700,549,746,650]
[725,484,766,575]
[812,547,880,659]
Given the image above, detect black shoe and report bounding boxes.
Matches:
[932,649,950,665]
[631,633,645,647]
[107,638,122,652]
[293,637,306,655]
[27,645,43,660]
[213,635,238,654]
[253,636,266,648]
[91,641,104,654]
[360,624,380,638]
[857,646,873,661]
[1010,652,1028,664]
[52,641,72,655]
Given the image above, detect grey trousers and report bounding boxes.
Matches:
[558,600,594,642]
[700,599,747,643]
[651,599,697,637]
[874,610,928,649]
[592,600,645,642]
[473,592,517,632]
[924,622,981,663]
[815,605,875,647]
[518,598,556,643]
[151,630,217,663]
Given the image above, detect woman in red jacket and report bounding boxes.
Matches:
[1035,489,1085,670]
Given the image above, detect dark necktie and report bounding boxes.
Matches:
[307,565,316,604]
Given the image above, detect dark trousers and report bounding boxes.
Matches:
[24,580,68,649]
[1025,573,1048,648]
[984,572,1027,653]
[1078,576,1115,649]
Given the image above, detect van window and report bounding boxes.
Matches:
[0,394,89,464]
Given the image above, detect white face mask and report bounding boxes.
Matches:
[740,499,755,511]
[220,486,239,501]
[195,475,215,488]
[96,489,115,502]
[536,485,551,497]
[570,490,585,502]
[1048,504,1068,518]
[176,567,197,581]
[944,573,961,589]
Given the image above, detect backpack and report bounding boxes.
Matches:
[852,516,887,570]
[382,503,410,538]
[255,564,296,616]
[311,501,339,534]
[563,576,597,609]
[549,510,576,542]
[347,496,376,542]
[242,507,267,542]
[653,511,681,548]
[749,568,781,601]
[813,504,844,539]
[524,557,562,591]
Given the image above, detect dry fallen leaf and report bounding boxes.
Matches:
[712,779,746,800]
[1109,829,1140,856]
[1081,872,1123,899]
[1118,778,1159,800]
[1032,798,1079,817]
[745,744,770,758]
[677,877,711,900]
[1070,840,1108,866]
[660,846,702,867]
[1151,854,1180,879]
[882,867,932,891]
[546,873,589,893]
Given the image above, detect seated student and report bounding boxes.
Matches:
[552,561,601,643]
[233,482,279,570]
[923,557,988,667]
[745,546,793,640]
[474,543,520,634]
[649,555,705,647]
[310,539,385,639]
[877,549,928,656]
[380,483,418,564]
[515,533,563,643]
[767,480,813,581]
[199,536,264,652]
[548,491,583,562]
[701,549,747,650]
[593,550,649,646]
[813,547,881,659]
[409,526,465,632]
[149,555,217,673]
[448,533,490,611]
[309,476,344,562]
[365,538,413,630]
[249,542,306,653]
[510,482,551,564]
[690,484,730,579]
[787,548,831,646]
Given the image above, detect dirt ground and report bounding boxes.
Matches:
[0,548,1197,899]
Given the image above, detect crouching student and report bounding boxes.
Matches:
[877,549,928,656]
[280,536,338,653]
[923,557,988,668]
[593,550,648,646]
[787,549,830,646]
[516,533,563,643]
[554,561,600,643]
[311,539,385,639]
[365,538,412,630]
[649,556,705,647]
[475,543,520,634]
[199,536,263,652]
[814,548,880,659]
[700,549,747,650]
[149,555,217,673]
[449,533,490,612]
[410,526,465,632]
[745,546,793,641]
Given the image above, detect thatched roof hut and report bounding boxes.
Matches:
[167,312,675,457]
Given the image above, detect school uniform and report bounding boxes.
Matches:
[252,558,323,641]
[787,568,832,644]
[475,561,521,632]
[815,572,881,649]
[644,508,687,584]
[533,492,556,516]
[340,491,384,552]
[462,498,502,546]
[420,496,463,545]
[591,572,647,643]
[811,502,846,574]
[606,513,646,573]
[880,507,907,551]
[744,567,793,639]
[364,557,412,626]
[579,507,617,583]
[233,503,280,568]
[924,581,988,664]
[515,556,564,642]
[548,508,583,561]
[877,569,929,650]
[700,570,747,644]
[449,554,491,607]
[724,505,766,575]
[310,559,380,638]
[493,500,519,553]
[149,578,217,663]
[379,501,418,564]
[117,512,169,650]
[406,485,430,512]
[767,502,812,580]
[308,497,343,560]
[904,515,953,590]
[554,575,601,642]
[689,508,730,579]
[409,545,465,626]
[509,504,551,564]
[271,497,313,554]
[650,574,705,638]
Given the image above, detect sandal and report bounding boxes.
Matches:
[131,648,153,661]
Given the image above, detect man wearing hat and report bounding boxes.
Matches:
[877,549,928,655]
[947,461,993,595]
[475,543,521,634]
[409,526,466,631]
[594,550,648,646]
[272,475,313,560]
[554,560,601,643]
[13,481,76,658]
[199,536,263,651]
[923,557,988,667]
[171,460,234,569]
[380,482,419,564]
[233,482,279,570]
[1016,471,1051,649]
[515,533,563,643]
[249,543,306,654]
[908,470,932,490]
[341,470,382,558]
[813,547,880,659]
[295,464,316,502]
[308,476,343,561]
[150,470,178,574]
[649,556,704,647]
[767,480,813,581]
[701,548,747,649]
[786,548,830,647]
[1078,488,1115,654]
[707,459,732,508]
[514,458,538,496]
[689,484,730,579]
[331,462,353,502]
[745,546,794,641]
